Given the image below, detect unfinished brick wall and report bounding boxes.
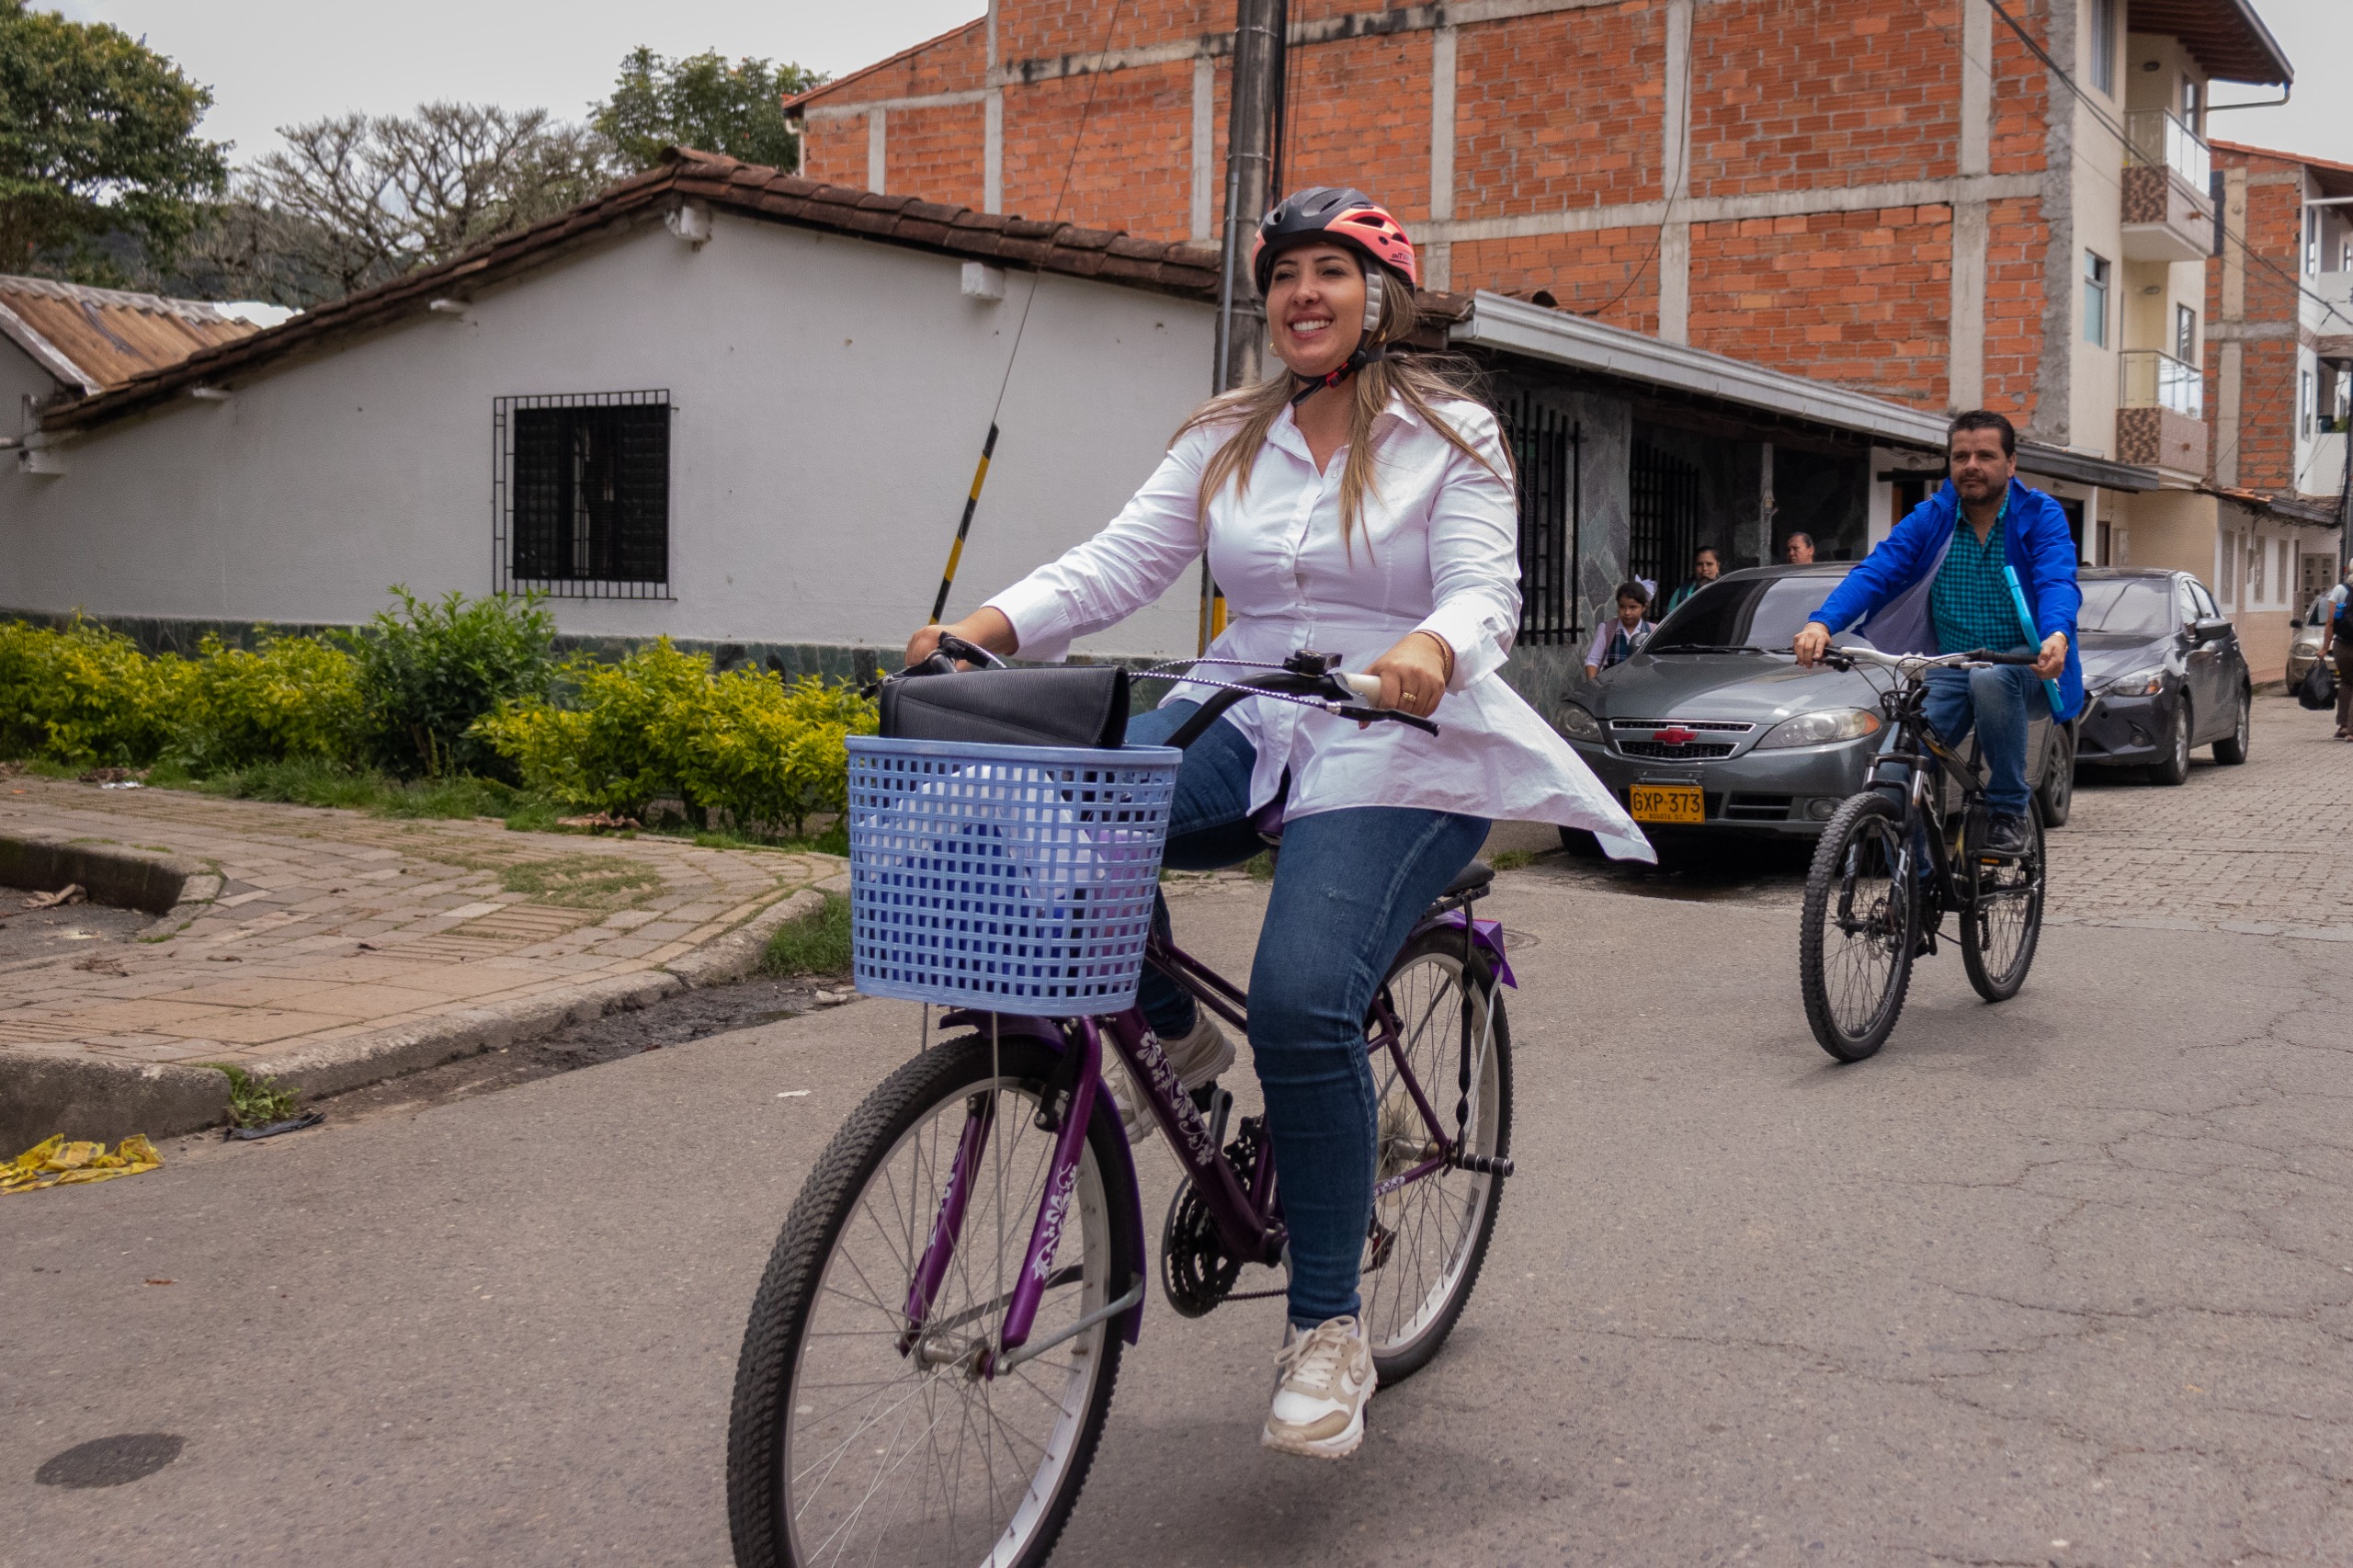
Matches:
[794,0,2072,422]
[1689,206,1953,407]
[2207,146,2313,495]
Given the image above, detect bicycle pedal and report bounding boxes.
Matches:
[1451,1152,1515,1177]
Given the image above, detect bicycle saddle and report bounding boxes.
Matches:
[1440,861,1495,898]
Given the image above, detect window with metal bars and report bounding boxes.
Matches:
[1628,440,1700,593]
[494,391,672,598]
[1501,392,1580,644]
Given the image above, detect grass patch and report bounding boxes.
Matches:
[1244,850,1277,882]
[0,756,85,779]
[208,1063,300,1127]
[1490,848,1540,871]
[496,855,664,910]
[763,892,852,976]
[687,819,849,858]
[151,757,563,829]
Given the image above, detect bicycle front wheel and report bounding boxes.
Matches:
[726,1032,1138,1568]
[1799,792,1918,1062]
[1961,801,2045,1002]
[1359,926,1513,1382]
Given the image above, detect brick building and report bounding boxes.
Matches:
[790,1,2330,671]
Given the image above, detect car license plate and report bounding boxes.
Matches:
[1630,783,1704,824]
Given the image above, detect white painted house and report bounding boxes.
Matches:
[0,152,1223,665]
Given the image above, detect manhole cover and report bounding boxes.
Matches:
[34,1433,184,1488]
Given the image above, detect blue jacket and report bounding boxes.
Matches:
[1810,476,2085,721]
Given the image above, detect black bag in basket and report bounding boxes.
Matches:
[880,665,1131,749]
[2297,657,2337,712]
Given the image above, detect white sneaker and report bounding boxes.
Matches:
[1261,1315,1376,1459]
[1107,1015,1234,1138]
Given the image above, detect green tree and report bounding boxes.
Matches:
[592,48,822,173]
[0,0,227,279]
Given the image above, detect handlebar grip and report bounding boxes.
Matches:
[1965,649,2042,666]
[1341,672,1382,700]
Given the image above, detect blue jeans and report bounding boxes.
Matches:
[1920,664,2045,816]
[1128,700,1491,1328]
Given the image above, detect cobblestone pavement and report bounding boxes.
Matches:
[2052,693,2353,939]
[1518,693,2353,940]
[0,778,846,1072]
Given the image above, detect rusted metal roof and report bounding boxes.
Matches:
[2126,0,2292,88]
[42,148,1226,437]
[0,276,259,395]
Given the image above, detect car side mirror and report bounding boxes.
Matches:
[2193,617,2232,644]
[2292,619,2305,629]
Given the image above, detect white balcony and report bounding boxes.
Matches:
[2118,349,2208,476]
[2120,348,2204,418]
[2308,270,2353,338]
[2122,111,2215,264]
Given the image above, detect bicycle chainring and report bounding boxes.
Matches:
[1158,1117,1267,1318]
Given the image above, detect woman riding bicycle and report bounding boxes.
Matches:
[907,186,1645,1459]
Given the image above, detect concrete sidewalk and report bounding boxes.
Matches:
[0,776,845,1145]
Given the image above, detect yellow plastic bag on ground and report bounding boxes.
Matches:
[1,1133,163,1193]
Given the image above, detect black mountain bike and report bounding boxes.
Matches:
[1797,647,2048,1062]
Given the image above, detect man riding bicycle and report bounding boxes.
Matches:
[1791,410,2083,856]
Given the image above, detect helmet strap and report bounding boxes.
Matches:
[1290,342,1388,409]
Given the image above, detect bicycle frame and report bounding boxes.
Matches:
[902,904,1515,1379]
[1859,670,2001,914]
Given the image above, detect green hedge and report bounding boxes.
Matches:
[474,638,877,836]
[0,599,874,840]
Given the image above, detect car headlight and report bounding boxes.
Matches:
[2103,668,2165,697]
[1557,702,1603,742]
[1756,708,1882,749]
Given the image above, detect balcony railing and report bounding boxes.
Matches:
[2120,349,2204,419]
[2125,109,2211,192]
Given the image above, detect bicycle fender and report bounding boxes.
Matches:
[1421,911,1517,988]
[938,1008,1150,1344]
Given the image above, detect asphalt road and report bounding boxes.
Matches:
[7,857,2352,1567]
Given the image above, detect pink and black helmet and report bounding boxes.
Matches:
[1250,187,1419,296]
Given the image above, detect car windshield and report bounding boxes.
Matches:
[1648,575,1835,653]
[2077,579,2175,638]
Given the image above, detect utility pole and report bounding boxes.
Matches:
[1201,0,1287,650]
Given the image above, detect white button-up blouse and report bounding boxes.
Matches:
[985,394,1653,862]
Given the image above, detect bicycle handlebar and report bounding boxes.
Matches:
[888,648,1440,738]
[1820,646,2041,675]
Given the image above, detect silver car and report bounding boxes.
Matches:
[1553,565,2075,854]
[2289,593,2331,688]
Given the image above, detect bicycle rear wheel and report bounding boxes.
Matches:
[1961,801,2045,1002]
[1359,926,1513,1382]
[1799,792,1918,1062]
[726,1032,1138,1568]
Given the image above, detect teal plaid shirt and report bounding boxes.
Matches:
[1929,498,2029,655]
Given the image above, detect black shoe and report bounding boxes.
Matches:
[1983,813,2030,857]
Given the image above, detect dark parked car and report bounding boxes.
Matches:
[2073,567,2250,784]
[1555,565,2076,853]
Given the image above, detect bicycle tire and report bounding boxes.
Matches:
[1799,792,1918,1062]
[1960,801,2044,1003]
[726,1033,1138,1568]
[1359,926,1513,1382]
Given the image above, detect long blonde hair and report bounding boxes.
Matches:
[1173,277,1506,554]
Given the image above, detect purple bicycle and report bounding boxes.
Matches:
[726,649,1517,1567]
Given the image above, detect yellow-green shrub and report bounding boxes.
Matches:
[176,634,361,770]
[475,639,875,835]
[0,618,187,766]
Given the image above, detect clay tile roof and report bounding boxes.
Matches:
[42,148,1225,437]
[0,276,259,395]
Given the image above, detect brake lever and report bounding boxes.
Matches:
[1333,704,1440,735]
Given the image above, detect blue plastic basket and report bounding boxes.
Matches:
[846,735,1183,1014]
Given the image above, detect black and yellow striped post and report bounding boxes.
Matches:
[929,423,1000,625]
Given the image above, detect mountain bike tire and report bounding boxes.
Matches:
[1961,801,2045,1003]
[1799,792,1919,1062]
[726,1032,1138,1568]
[1360,926,1513,1382]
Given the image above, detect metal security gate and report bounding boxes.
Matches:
[1502,392,1582,644]
[1629,440,1700,592]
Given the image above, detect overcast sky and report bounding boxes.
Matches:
[59,0,2353,168]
